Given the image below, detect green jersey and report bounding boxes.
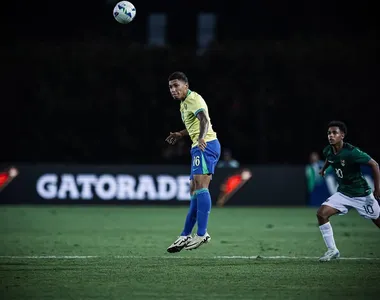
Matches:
[323,143,372,197]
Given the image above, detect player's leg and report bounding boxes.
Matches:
[194,175,212,237]
[184,174,212,250]
[180,180,198,236]
[352,193,380,228]
[372,218,380,228]
[167,180,196,253]
[368,196,380,228]
[185,139,221,251]
[316,192,348,261]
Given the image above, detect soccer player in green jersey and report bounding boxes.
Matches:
[317,121,380,261]
[165,72,221,252]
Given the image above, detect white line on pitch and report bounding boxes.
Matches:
[0,255,379,260]
[215,255,380,260]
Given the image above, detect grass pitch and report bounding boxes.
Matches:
[0,206,379,299]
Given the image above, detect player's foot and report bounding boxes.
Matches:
[319,248,340,262]
[184,233,211,251]
[167,235,192,253]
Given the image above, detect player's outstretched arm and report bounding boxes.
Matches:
[196,111,209,151]
[165,129,188,145]
[319,159,331,177]
[368,159,380,200]
[179,129,189,137]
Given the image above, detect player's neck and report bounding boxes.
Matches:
[181,89,191,101]
[332,141,344,154]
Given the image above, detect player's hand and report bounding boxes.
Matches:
[373,188,380,201]
[319,169,326,177]
[165,132,182,145]
[198,138,207,151]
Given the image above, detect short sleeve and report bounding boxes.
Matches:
[187,94,205,117]
[350,148,371,164]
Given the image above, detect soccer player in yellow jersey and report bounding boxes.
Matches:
[317,121,380,261]
[165,71,221,253]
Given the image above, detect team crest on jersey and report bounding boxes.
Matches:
[340,160,345,166]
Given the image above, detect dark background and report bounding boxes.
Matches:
[3,0,377,165]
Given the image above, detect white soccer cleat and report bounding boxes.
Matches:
[184,233,211,251]
[319,248,340,262]
[167,235,192,253]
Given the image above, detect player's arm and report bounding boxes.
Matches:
[351,148,380,200]
[367,159,380,200]
[165,129,188,145]
[179,129,189,137]
[196,111,209,151]
[319,159,331,177]
[197,111,209,140]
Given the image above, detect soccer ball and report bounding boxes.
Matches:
[113,1,136,24]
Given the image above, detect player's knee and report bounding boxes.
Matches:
[193,180,201,190]
[195,183,208,190]
[193,175,210,190]
[316,213,325,222]
[316,207,329,221]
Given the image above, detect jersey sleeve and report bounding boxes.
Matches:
[187,95,205,117]
[350,148,371,164]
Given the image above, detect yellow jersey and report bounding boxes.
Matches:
[180,90,217,147]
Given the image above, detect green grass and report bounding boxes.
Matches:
[0,206,379,299]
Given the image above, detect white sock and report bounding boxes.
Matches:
[319,222,337,250]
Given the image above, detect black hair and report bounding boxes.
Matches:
[328,120,347,135]
[168,71,188,84]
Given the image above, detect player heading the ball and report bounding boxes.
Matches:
[165,72,221,253]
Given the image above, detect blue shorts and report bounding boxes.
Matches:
[190,139,221,180]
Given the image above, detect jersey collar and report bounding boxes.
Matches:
[181,89,191,102]
[331,142,345,155]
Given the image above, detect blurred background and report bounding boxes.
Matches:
[4,0,378,164]
[1,0,377,205]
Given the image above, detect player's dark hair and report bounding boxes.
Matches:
[168,72,188,84]
[328,121,347,135]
